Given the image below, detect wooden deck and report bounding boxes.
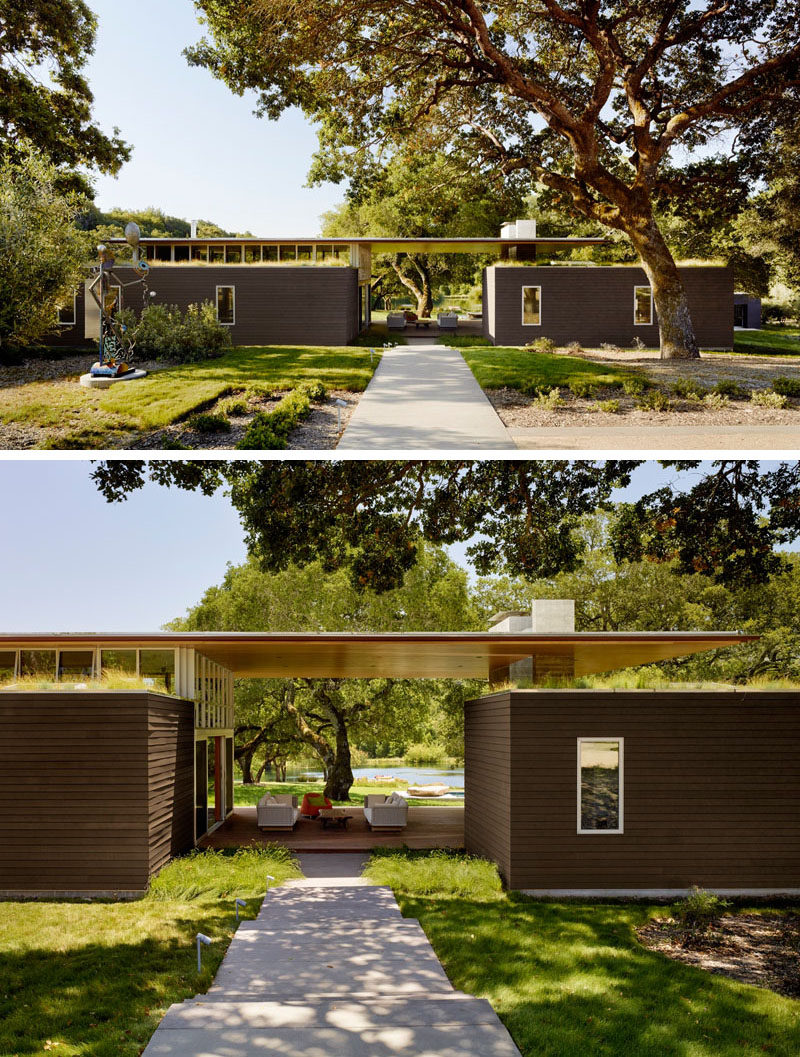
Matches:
[199,805,464,853]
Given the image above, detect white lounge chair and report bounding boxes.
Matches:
[387,313,407,331]
[363,793,409,831]
[257,793,300,830]
[437,312,458,332]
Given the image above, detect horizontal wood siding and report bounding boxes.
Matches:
[505,690,800,891]
[488,266,733,349]
[464,693,512,880]
[147,697,195,875]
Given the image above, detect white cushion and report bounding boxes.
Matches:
[386,791,405,806]
[260,793,278,805]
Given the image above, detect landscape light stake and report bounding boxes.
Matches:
[196,933,212,973]
[334,398,348,432]
[266,874,275,898]
[234,898,246,922]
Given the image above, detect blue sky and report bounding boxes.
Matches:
[0,460,762,632]
[84,1,343,234]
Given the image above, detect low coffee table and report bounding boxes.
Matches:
[318,809,354,830]
[415,318,433,328]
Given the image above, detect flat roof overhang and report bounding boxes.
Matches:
[107,236,607,254]
[0,632,756,680]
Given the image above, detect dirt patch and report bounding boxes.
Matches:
[0,352,168,388]
[487,386,800,429]
[638,913,800,998]
[579,347,800,389]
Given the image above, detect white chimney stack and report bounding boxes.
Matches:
[499,219,537,240]
[190,219,198,238]
[488,599,574,633]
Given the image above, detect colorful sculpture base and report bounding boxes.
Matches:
[79,369,147,389]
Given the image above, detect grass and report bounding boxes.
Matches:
[0,848,301,1057]
[460,346,639,392]
[0,344,378,447]
[367,848,800,1057]
[232,779,464,809]
[437,334,492,347]
[732,325,800,356]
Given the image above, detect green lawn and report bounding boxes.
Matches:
[732,326,800,356]
[0,344,379,446]
[365,849,800,1057]
[232,778,463,809]
[0,848,300,1057]
[460,346,639,391]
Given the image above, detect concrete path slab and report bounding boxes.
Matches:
[510,423,800,450]
[296,852,368,878]
[338,344,513,450]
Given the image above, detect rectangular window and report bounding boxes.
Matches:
[244,244,262,263]
[216,286,235,325]
[101,649,137,675]
[0,650,17,685]
[19,650,56,679]
[209,244,224,264]
[279,245,297,262]
[334,245,350,262]
[316,244,333,261]
[155,244,172,262]
[225,244,243,264]
[578,738,623,833]
[634,286,653,325]
[191,245,209,263]
[173,245,190,263]
[521,286,541,326]
[297,244,313,262]
[57,293,77,326]
[140,649,176,693]
[263,245,279,262]
[58,650,94,680]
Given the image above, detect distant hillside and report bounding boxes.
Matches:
[76,206,251,239]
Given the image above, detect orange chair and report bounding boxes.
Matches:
[301,792,332,818]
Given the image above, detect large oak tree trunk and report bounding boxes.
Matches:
[628,217,699,360]
[323,705,355,800]
[391,254,433,316]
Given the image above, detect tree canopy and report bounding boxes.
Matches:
[0,1,129,192]
[186,0,800,358]
[92,460,800,592]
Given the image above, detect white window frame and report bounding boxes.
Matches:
[521,285,542,326]
[577,737,624,834]
[633,285,653,326]
[57,291,77,327]
[216,285,235,326]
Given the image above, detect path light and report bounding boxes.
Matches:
[234,898,246,922]
[334,398,348,432]
[266,874,275,897]
[196,933,212,973]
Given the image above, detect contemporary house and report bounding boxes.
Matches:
[733,292,762,328]
[5,610,797,900]
[49,221,735,350]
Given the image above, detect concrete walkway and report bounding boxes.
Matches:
[143,853,520,1056]
[338,344,513,450]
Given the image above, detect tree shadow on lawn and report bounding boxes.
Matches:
[399,896,800,1057]
[0,904,247,1057]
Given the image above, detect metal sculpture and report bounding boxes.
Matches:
[86,221,152,378]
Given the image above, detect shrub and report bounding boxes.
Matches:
[365,848,503,901]
[596,399,621,413]
[297,379,327,402]
[600,342,622,354]
[772,376,800,398]
[187,412,231,433]
[630,335,646,350]
[568,379,600,399]
[525,336,557,353]
[533,386,565,409]
[564,341,584,355]
[751,389,789,409]
[703,391,730,410]
[637,389,671,411]
[622,375,649,396]
[235,388,311,449]
[671,377,707,399]
[672,886,730,945]
[121,301,232,363]
[712,379,749,400]
[218,395,249,417]
[149,847,301,901]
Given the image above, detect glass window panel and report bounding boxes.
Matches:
[244,245,261,263]
[225,244,243,263]
[101,649,137,675]
[297,244,313,261]
[209,244,224,263]
[634,286,653,325]
[191,245,208,262]
[20,650,56,678]
[334,245,350,261]
[173,245,190,263]
[316,244,333,261]
[58,650,94,679]
[279,245,297,261]
[57,295,76,326]
[580,740,621,831]
[0,651,17,685]
[263,245,278,262]
[216,286,235,325]
[145,245,156,261]
[155,244,172,262]
[140,649,175,693]
[522,286,541,325]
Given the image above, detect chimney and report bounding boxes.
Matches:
[488,599,575,688]
[531,598,574,632]
[190,219,198,238]
[499,219,537,240]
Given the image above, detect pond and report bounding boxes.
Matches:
[286,765,465,793]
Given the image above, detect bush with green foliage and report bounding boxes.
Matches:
[622,375,649,396]
[187,412,231,433]
[525,336,557,353]
[772,376,800,398]
[235,388,312,449]
[148,847,300,900]
[218,395,249,417]
[296,379,327,401]
[117,301,232,363]
[439,334,492,348]
[533,386,565,409]
[671,886,731,945]
[637,389,671,411]
[595,398,621,413]
[365,848,503,900]
[712,379,749,400]
[569,379,600,399]
[671,377,708,399]
[702,391,730,410]
[751,389,789,409]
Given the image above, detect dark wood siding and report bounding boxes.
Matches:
[464,693,512,879]
[0,692,193,896]
[486,265,733,349]
[465,690,800,893]
[147,697,195,876]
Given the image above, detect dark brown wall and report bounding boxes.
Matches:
[465,690,800,893]
[0,692,194,896]
[42,266,361,348]
[485,265,733,348]
[45,285,92,349]
[464,694,512,880]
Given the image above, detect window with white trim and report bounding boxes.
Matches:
[216,285,235,325]
[634,285,653,325]
[578,738,623,833]
[57,292,77,326]
[521,285,541,326]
